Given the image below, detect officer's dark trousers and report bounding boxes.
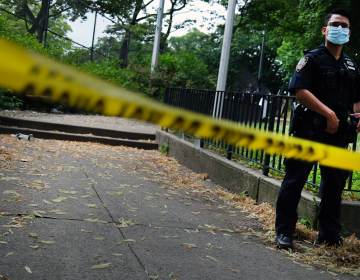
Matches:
[275,135,349,239]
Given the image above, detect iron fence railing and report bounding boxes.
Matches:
[164,87,359,194]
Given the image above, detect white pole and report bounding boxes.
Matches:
[213,0,237,118]
[257,30,266,83]
[151,0,165,73]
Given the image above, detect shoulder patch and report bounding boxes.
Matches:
[296,57,309,72]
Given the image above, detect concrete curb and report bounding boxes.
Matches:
[157,130,360,236]
[0,126,158,150]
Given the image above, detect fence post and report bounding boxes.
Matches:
[347,135,357,190]
[262,96,277,176]
[226,145,233,160]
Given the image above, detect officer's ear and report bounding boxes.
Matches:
[321,26,327,36]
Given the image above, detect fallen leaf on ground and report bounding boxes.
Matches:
[28,232,38,239]
[59,190,77,195]
[94,236,105,241]
[24,266,32,274]
[117,218,136,228]
[33,211,44,217]
[3,190,21,201]
[182,243,197,250]
[106,191,123,197]
[40,240,55,245]
[51,196,67,203]
[28,204,39,207]
[0,177,19,181]
[86,204,98,209]
[25,180,47,190]
[206,255,219,263]
[91,263,111,269]
[48,209,67,215]
[43,200,53,205]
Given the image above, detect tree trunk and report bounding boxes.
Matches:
[119,30,131,68]
[22,0,49,43]
[37,0,50,43]
[118,0,143,68]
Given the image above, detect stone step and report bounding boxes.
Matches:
[0,115,155,141]
[0,125,158,150]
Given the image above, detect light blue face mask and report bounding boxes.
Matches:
[327,26,350,45]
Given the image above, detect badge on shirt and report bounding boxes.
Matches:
[345,57,356,71]
[296,56,309,72]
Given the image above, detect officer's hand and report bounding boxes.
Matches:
[325,112,339,134]
[350,113,360,133]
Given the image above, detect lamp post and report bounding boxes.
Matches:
[213,0,237,118]
[257,30,266,92]
[151,0,165,74]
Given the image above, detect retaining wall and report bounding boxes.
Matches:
[157,130,360,237]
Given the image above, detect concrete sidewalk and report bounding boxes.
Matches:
[0,135,356,280]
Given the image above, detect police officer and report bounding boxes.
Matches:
[275,9,360,249]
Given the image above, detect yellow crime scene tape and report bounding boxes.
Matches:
[0,39,359,171]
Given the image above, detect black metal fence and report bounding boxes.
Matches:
[164,87,359,193]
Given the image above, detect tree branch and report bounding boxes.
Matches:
[233,0,251,33]
[22,2,36,23]
[136,13,157,22]
[163,0,176,41]
[49,5,73,19]
[142,0,155,9]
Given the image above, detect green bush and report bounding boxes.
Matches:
[0,90,23,109]
[158,52,215,89]
[79,60,139,88]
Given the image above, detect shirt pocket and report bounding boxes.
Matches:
[319,67,337,91]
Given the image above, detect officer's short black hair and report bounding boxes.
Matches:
[324,9,351,26]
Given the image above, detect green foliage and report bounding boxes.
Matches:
[159,143,170,155]
[0,13,43,51]
[79,60,137,86]
[299,217,312,229]
[0,9,71,58]
[157,52,215,89]
[169,28,221,77]
[78,59,153,95]
[1,0,359,101]
[0,90,23,109]
[229,0,360,89]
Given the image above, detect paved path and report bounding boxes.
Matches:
[0,135,357,280]
[0,110,158,134]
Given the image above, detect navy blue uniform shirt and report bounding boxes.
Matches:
[289,46,360,117]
